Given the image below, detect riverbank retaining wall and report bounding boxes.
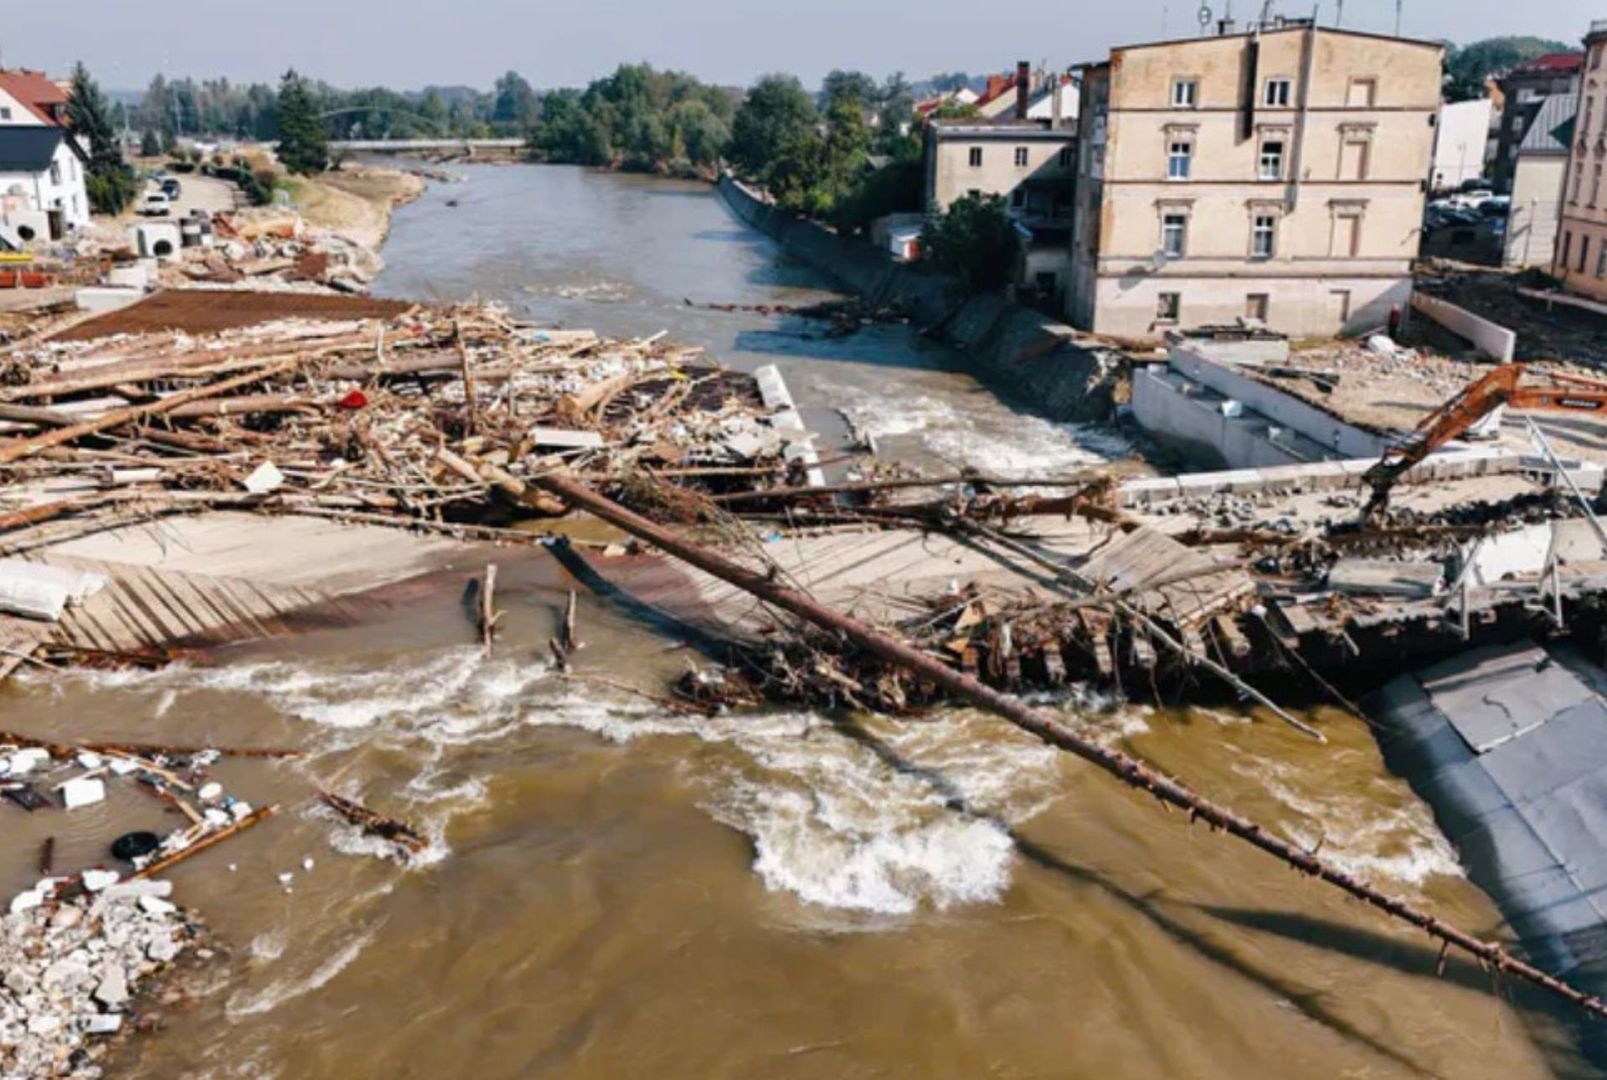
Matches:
[717,175,1121,423]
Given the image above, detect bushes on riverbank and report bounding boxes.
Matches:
[525,64,735,177]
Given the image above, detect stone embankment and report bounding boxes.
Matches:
[717,174,1122,424]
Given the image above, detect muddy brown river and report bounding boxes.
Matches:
[1,165,1589,1076]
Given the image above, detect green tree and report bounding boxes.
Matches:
[920,193,1021,294]
[67,63,138,215]
[932,99,980,120]
[729,75,816,179]
[831,158,923,232]
[491,71,538,130]
[766,131,834,215]
[275,69,328,175]
[670,99,729,170]
[822,70,877,111]
[139,129,162,157]
[1445,36,1574,101]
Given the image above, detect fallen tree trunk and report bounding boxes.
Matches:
[531,469,1607,1024]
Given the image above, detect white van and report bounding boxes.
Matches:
[140,191,172,217]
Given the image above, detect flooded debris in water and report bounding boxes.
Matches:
[529,468,1607,1027]
[317,790,428,861]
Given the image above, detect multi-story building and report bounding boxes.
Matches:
[1493,52,1583,192]
[1555,22,1607,302]
[1068,19,1442,341]
[925,65,1077,303]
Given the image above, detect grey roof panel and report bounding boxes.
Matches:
[0,126,65,172]
[1422,643,1594,753]
[1481,699,1607,805]
[1518,92,1578,155]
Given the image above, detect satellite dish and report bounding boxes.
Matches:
[1198,4,1214,27]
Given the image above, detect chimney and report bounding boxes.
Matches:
[1051,77,1064,127]
[1016,60,1031,119]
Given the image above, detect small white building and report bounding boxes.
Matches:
[1505,92,1575,270]
[0,126,90,244]
[1431,98,1494,191]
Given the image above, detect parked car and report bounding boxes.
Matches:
[160,177,182,200]
[1479,195,1512,218]
[1447,189,1494,210]
[140,191,171,217]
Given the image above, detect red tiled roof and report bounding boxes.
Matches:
[1512,52,1584,76]
[0,70,69,126]
[975,73,1017,108]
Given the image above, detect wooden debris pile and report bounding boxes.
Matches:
[0,301,815,552]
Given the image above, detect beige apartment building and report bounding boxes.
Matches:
[1555,21,1607,303]
[1068,19,1443,341]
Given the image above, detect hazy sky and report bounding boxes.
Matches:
[3,0,1599,92]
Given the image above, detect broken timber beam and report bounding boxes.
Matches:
[0,360,299,467]
[530,469,1607,1025]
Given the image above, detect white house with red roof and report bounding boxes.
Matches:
[0,69,90,244]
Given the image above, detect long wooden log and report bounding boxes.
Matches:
[709,472,1106,505]
[132,805,277,879]
[531,470,1607,1024]
[0,360,298,466]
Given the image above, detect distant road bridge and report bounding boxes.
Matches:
[330,138,525,154]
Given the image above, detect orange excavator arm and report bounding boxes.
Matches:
[1361,363,1607,517]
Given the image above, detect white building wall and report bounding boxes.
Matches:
[0,140,91,239]
[1505,154,1567,268]
[0,87,46,127]
[1432,99,1494,190]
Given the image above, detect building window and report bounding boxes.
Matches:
[48,161,61,185]
[1340,140,1370,180]
[1597,247,1607,278]
[1167,140,1193,180]
[1347,78,1377,107]
[1251,214,1277,257]
[0,107,9,120]
[1574,164,1585,204]
[1161,213,1188,257]
[1594,165,1603,207]
[1264,78,1292,107]
[1156,292,1181,322]
[1246,294,1269,321]
[1259,140,1285,180]
[1014,147,1029,167]
[1172,79,1199,108]
[1058,146,1072,168]
[1562,230,1573,270]
[1333,214,1362,257]
[1581,235,1592,274]
[968,147,983,168]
